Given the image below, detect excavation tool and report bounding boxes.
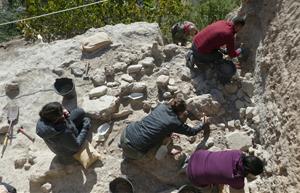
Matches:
[1,102,19,158]
[17,126,35,143]
[123,93,144,100]
[83,62,90,80]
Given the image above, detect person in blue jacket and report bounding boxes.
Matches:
[36,102,91,163]
[119,96,210,160]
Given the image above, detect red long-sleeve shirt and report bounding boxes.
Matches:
[193,20,239,57]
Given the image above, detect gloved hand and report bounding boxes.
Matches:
[235,48,243,56]
[82,117,91,131]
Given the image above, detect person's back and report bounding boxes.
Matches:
[172,21,197,46]
[126,103,183,153]
[187,150,264,189]
[193,20,235,54]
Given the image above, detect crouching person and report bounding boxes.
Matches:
[187,149,264,190]
[119,96,209,160]
[36,102,91,163]
[171,21,198,46]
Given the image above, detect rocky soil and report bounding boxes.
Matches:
[0,0,299,192]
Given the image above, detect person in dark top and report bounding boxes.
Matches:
[171,21,198,46]
[0,182,16,193]
[36,102,91,163]
[119,97,210,160]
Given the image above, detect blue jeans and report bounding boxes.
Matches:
[191,43,223,67]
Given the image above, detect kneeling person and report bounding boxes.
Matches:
[187,149,264,190]
[36,102,91,163]
[119,97,209,160]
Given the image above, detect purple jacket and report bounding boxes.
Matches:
[187,150,245,189]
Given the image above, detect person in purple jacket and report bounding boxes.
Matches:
[187,150,264,190]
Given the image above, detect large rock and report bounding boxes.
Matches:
[151,42,165,66]
[225,131,252,151]
[120,82,147,95]
[156,75,170,88]
[245,107,258,119]
[113,62,128,72]
[120,74,134,83]
[88,86,108,99]
[186,94,221,116]
[139,57,155,69]
[241,80,255,97]
[163,44,180,61]
[82,95,119,119]
[91,69,106,86]
[179,67,191,81]
[127,64,143,74]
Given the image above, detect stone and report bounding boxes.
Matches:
[71,67,84,77]
[186,94,221,116]
[120,74,134,83]
[112,109,133,119]
[24,163,31,171]
[82,95,119,119]
[167,85,178,93]
[245,107,257,119]
[88,86,107,99]
[252,115,260,124]
[139,57,155,69]
[104,65,115,77]
[225,131,252,151]
[179,67,191,81]
[218,123,226,130]
[241,80,255,97]
[151,42,165,66]
[113,62,127,73]
[14,158,27,169]
[156,75,170,88]
[163,92,172,100]
[5,81,19,97]
[234,120,241,129]
[224,83,238,94]
[163,44,180,61]
[244,73,253,80]
[52,68,64,76]
[106,82,120,87]
[0,124,9,134]
[91,71,106,86]
[41,182,52,193]
[156,67,169,76]
[235,99,245,109]
[168,78,175,85]
[227,120,235,129]
[131,82,147,93]
[127,64,143,74]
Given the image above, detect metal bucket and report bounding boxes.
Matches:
[53,78,76,99]
[178,185,202,193]
[109,177,134,193]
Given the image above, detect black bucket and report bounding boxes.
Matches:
[53,78,76,99]
[178,185,202,193]
[109,177,134,193]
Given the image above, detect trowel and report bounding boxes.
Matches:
[123,93,144,100]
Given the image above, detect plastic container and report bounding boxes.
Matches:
[97,123,110,142]
[53,78,76,99]
[109,177,134,193]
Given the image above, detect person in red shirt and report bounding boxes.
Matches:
[187,17,245,83]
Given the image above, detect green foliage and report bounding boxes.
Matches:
[15,0,240,42]
[0,0,23,43]
[189,0,241,30]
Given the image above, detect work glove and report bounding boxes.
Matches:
[82,117,91,131]
[235,48,243,56]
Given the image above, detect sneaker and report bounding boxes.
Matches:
[186,50,194,68]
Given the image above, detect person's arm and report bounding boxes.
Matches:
[229,178,244,190]
[173,122,204,136]
[0,182,16,193]
[226,36,240,58]
[63,118,91,152]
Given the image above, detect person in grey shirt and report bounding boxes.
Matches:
[119,97,209,160]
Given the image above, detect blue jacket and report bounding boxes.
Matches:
[36,116,90,157]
